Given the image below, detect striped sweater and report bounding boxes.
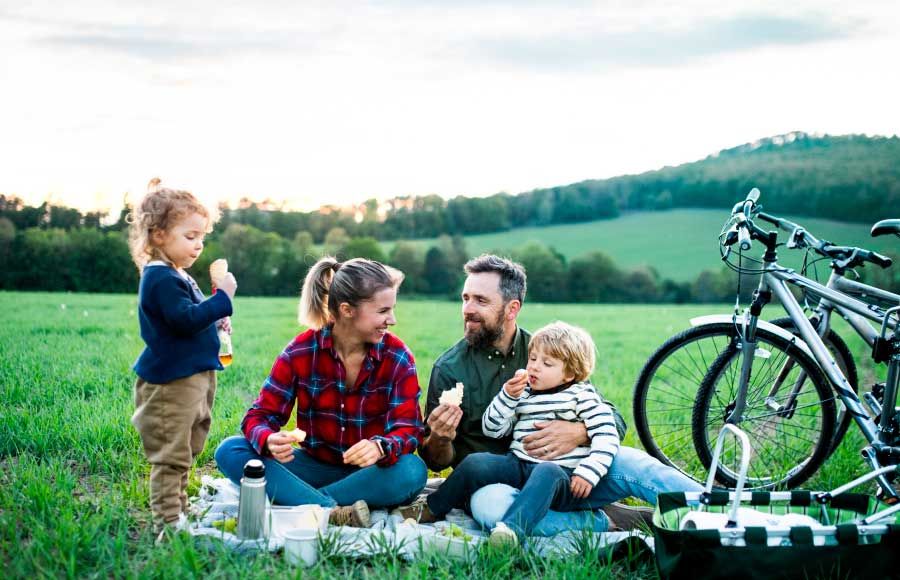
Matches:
[481,381,620,486]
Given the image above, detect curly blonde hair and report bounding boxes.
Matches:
[529,321,597,383]
[127,178,216,271]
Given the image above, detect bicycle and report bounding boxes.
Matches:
[633,209,880,483]
[633,190,899,490]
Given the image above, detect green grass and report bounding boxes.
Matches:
[384,209,899,282]
[0,291,879,577]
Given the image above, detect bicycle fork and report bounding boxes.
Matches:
[726,288,769,424]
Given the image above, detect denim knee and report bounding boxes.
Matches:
[395,454,428,502]
[454,452,500,480]
[214,435,252,483]
[470,483,518,529]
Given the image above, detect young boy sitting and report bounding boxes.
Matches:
[411,321,620,546]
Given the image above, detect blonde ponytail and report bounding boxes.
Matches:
[299,256,339,329]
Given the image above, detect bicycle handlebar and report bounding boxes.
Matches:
[726,191,893,270]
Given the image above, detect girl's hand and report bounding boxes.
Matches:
[218,273,237,299]
[343,439,382,468]
[570,475,593,499]
[502,369,528,398]
[266,431,296,463]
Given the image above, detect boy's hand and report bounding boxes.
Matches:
[503,369,528,398]
[266,431,297,463]
[343,439,382,468]
[218,273,237,299]
[570,475,593,499]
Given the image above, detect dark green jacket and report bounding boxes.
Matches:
[424,327,626,471]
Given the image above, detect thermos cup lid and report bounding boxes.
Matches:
[243,459,265,478]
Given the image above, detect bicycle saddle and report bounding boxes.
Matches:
[871,219,900,237]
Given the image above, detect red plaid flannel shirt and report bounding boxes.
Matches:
[241,325,423,466]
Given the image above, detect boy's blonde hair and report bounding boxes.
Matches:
[127,178,217,271]
[529,321,597,383]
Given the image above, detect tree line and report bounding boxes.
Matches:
[3,212,898,303]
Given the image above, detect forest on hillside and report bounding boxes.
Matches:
[2,132,898,301]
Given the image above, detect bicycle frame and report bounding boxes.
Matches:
[735,260,900,499]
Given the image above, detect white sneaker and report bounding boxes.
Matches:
[489,522,518,547]
[155,513,191,544]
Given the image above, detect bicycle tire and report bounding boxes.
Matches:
[632,323,748,483]
[692,327,836,489]
[768,316,858,455]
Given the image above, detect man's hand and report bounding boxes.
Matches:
[343,439,383,468]
[266,431,297,463]
[502,369,528,398]
[570,475,593,499]
[522,420,588,460]
[427,404,463,440]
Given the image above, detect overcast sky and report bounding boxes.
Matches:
[2,0,898,213]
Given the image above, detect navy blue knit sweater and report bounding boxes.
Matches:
[133,264,233,384]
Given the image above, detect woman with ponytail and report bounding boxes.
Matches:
[215,257,426,527]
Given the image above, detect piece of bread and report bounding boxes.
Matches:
[439,382,464,406]
[285,428,307,445]
[209,259,229,287]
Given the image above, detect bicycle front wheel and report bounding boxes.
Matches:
[692,327,836,489]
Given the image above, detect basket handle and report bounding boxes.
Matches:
[703,425,752,527]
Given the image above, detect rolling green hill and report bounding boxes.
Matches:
[387,208,899,282]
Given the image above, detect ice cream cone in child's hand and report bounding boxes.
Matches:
[209,259,237,298]
[209,259,229,287]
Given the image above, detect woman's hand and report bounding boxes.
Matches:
[217,316,232,334]
[343,439,383,468]
[502,369,528,398]
[570,475,593,499]
[266,431,297,463]
[522,420,588,460]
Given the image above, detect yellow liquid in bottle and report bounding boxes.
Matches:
[219,353,233,367]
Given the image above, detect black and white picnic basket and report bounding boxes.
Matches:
[652,425,900,579]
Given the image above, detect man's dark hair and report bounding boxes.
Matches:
[464,254,527,304]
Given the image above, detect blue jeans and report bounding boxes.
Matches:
[214,436,427,508]
[427,452,609,537]
[470,446,703,535]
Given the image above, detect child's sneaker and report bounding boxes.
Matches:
[489,522,518,548]
[329,499,371,528]
[155,513,191,545]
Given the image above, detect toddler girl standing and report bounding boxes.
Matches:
[128,178,237,537]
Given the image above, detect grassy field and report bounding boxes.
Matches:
[0,291,880,578]
[384,209,898,282]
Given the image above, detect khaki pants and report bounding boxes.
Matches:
[131,371,216,527]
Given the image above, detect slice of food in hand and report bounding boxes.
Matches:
[285,428,307,446]
[209,259,229,287]
[439,381,464,406]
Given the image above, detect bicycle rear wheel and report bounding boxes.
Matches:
[768,316,858,455]
[632,323,744,483]
[692,327,836,489]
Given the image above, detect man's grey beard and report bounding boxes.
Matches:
[464,319,504,350]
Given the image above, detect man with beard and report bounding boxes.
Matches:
[416,254,701,533]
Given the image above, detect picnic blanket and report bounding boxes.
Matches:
[187,475,654,560]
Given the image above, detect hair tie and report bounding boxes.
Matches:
[331,262,341,272]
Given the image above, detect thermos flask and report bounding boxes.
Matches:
[237,459,267,540]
